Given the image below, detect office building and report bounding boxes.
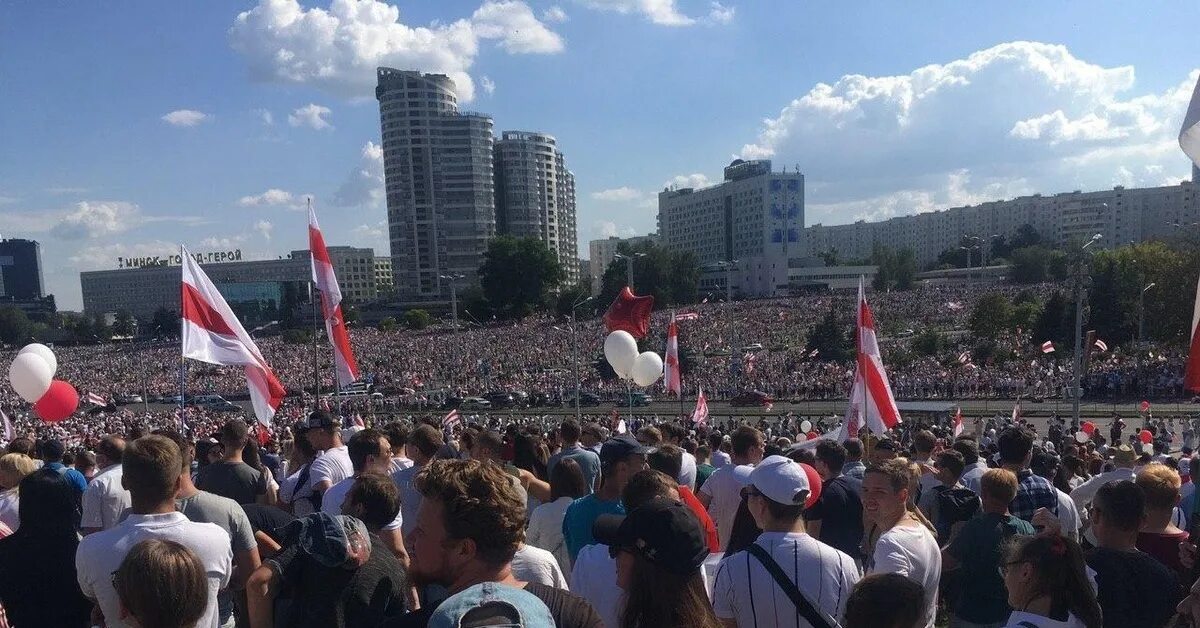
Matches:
[376,68,496,308]
[657,159,805,297]
[494,131,578,286]
[289,246,378,304]
[374,256,394,297]
[0,238,45,299]
[805,180,1200,269]
[588,234,658,293]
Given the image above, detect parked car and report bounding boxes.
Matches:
[442,396,463,410]
[483,391,515,409]
[461,397,492,411]
[742,343,764,352]
[614,392,652,407]
[114,394,144,405]
[730,391,773,407]
[566,392,601,407]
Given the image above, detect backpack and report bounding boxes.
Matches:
[933,486,980,542]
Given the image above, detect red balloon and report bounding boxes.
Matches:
[34,380,78,423]
[1139,429,1153,444]
[1081,421,1096,435]
[807,430,819,441]
[800,462,823,509]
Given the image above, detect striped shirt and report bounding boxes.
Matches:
[713,531,860,628]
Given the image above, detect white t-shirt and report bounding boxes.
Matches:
[1054,487,1081,540]
[278,462,317,516]
[389,456,414,475]
[712,450,732,469]
[1003,610,1076,628]
[320,476,402,531]
[82,464,131,532]
[309,445,353,489]
[0,489,18,532]
[699,463,754,550]
[76,512,232,628]
[714,532,861,628]
[527,496,573,582]
[512,544,569,589]
[869,524,941,628]
[392,462,425,536]
[570,543,621,628]
[679,451,698,490]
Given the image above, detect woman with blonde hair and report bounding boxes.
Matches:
[0,453,37,531]
[114,539,210,628]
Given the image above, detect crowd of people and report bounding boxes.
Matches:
[2,403,1200,627]
[5,283,1190,419]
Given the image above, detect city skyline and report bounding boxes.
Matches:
[2,1,1198,310]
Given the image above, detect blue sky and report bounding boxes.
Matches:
[2,0,1198,310]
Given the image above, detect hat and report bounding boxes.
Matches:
[307,410,340,430]
[749,455,820,509]
[592,498,709,576]
[429,582,554,628]
[1113,444,1136,464]
[599,433,654,466]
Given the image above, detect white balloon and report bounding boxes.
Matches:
[1074,430,1089,444]
[630,351,664,387]
[17,343,57,375]
[796,433,808,443]
[603,331,639,378]
[800,420,813,433]
[8,352,54,402]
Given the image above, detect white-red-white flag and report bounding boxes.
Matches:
[1012,402,1021,423]
[1186,272,1200,392]
[953,407,963,438]
[692,387,709,425]
[663,316,681,396]
[442,409,461,433]
[181,246,285,427]
[846,277,901,434]
[1093,339,1108,353]
[743,352,757,374]
[352,413,365,428]
[309,204,360,388]
[1,409,12,441]
[1180,72,1200,168]
[1041,340,1055,354]
[85,391,107,407]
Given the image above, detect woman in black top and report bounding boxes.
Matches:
[0,471,93,627]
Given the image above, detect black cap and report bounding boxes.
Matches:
[599,433,654,466]
[306,410,340,430]
[592,498,708,576]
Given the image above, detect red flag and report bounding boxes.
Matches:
[846,277,900,434]
[603,287,654,339]
[1186,273,1200,391]
[953,407,963,438]
[744,352,757,374]
[1041,340,1055,354]
[85,392,108,407]
[181,246,285,427]
[309,204,361,388]
[443,409,461,434]
[692,387,709,425]
[663,317,681,396]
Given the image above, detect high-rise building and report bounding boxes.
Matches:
[290,246,379,304]
[494,131,578,286]
[374,256,394,297]
[0,238,45,299]
[657,159,805,297]
[588,234,658,293]
[376,68,496,306]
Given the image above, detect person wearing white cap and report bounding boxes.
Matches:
[712,455,860,628]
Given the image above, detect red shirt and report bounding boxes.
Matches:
[1136,530,1190,577]
[678,486,720,552]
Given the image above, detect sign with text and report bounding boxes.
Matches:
[118,249,243,269]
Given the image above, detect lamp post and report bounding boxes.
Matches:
[1072,233,1103,424]
[708,259,740,395]
[613,252,646,291]
[569,295,593,421]
[438,274,466,333]
[1139,282,1156,343]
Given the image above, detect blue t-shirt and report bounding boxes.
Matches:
[43,462,88,494]
[547,445,602,493]
[562,494,623,561]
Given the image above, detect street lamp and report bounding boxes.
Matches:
[438,274,466,333]
[1072,233,1103,423]
[568,295,593,421]
[1139,282,1156,343]
[613,253,646,291]
[707,259,740,394]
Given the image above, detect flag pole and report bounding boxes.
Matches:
[311,280,320,412]
[179,245,187,432]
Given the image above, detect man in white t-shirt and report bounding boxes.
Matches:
[321,428,407,561]
[699,426,764,550]
[305,411,353,504]
[709,433,732,469]
[714,455,861,628]
[512,543,568,589]
[391,424,444,540]
[76,435,232,628]
[81,436,131,534]
[660,424,698,489]
[384,421,415,474]
[863,459,941,628]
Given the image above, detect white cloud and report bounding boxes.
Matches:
[352,221,388,254]
[0,195,16,206]
[574,0,728,26]
[664,173,711,189]
[288,103,333,130]
[737,41,1199,224]
[591,186,644,201]
[237,188,311,209]
[481,75,496,95]
[200,234,249,249]
[705,2,734,25]
[254,219,274,240]
[228,0,563,101]
[334,142,386,207]
[51,201,140,239]
[161,109,209,127]
[255,108,274,126]
[594,220,637,238]
[45,186,89,195]
[67,240,179,272]
[542,6,568,22]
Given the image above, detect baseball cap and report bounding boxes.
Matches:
[749,455,821,509]
[429,582,555,628]
[599,433,654,466]
[592,498,709,576]
[1113,444,1136,464]
[306,410,340,430]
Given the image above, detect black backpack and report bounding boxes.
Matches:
[933,486,980,542]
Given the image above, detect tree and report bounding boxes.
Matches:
[282,328,312,344]
[912,329,944,357]
[342,304,360,326]
[0,307,32,345]
[378,317,398,332]
[1009,246,1050,283]
[1033,291,1071,347]
[596,241,699,309]
[403,309,432,331]
[1010,301,1042,333]
[1011,224,1043,249]
[112,310,136,337]
[969,294,1013,340]
[555,282,592,317]
[871,245,918,291]
[892,248,917,290]
[817,248,841,267]
[152,307,179,336]
[805,308,853,362]
[479,236,565,319]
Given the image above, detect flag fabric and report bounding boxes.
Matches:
[442,409,461,433]
[807,348,820,359]
[352,413,365,428]
[952,407,963,438]
[692,387,709,425]
[1012,402,1021,423]
[946,301,964,311]
[957,351,971,365]
[1186,272,1200,391]
[309,204,361,388]
[1093,338,1108,353]
[663,316,681,396]
[602,287,655,339]
[616,418,627,434]
[845,277,901,435]
[1,409,12,441]
[1041,341,1055,354]
[1180,73,1200,168]
[743,352,757,374]
[181,246,285,427]
[674,312,699,321]
[85,392,108,406]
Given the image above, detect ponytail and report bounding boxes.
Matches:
[1006,535,1102,628]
